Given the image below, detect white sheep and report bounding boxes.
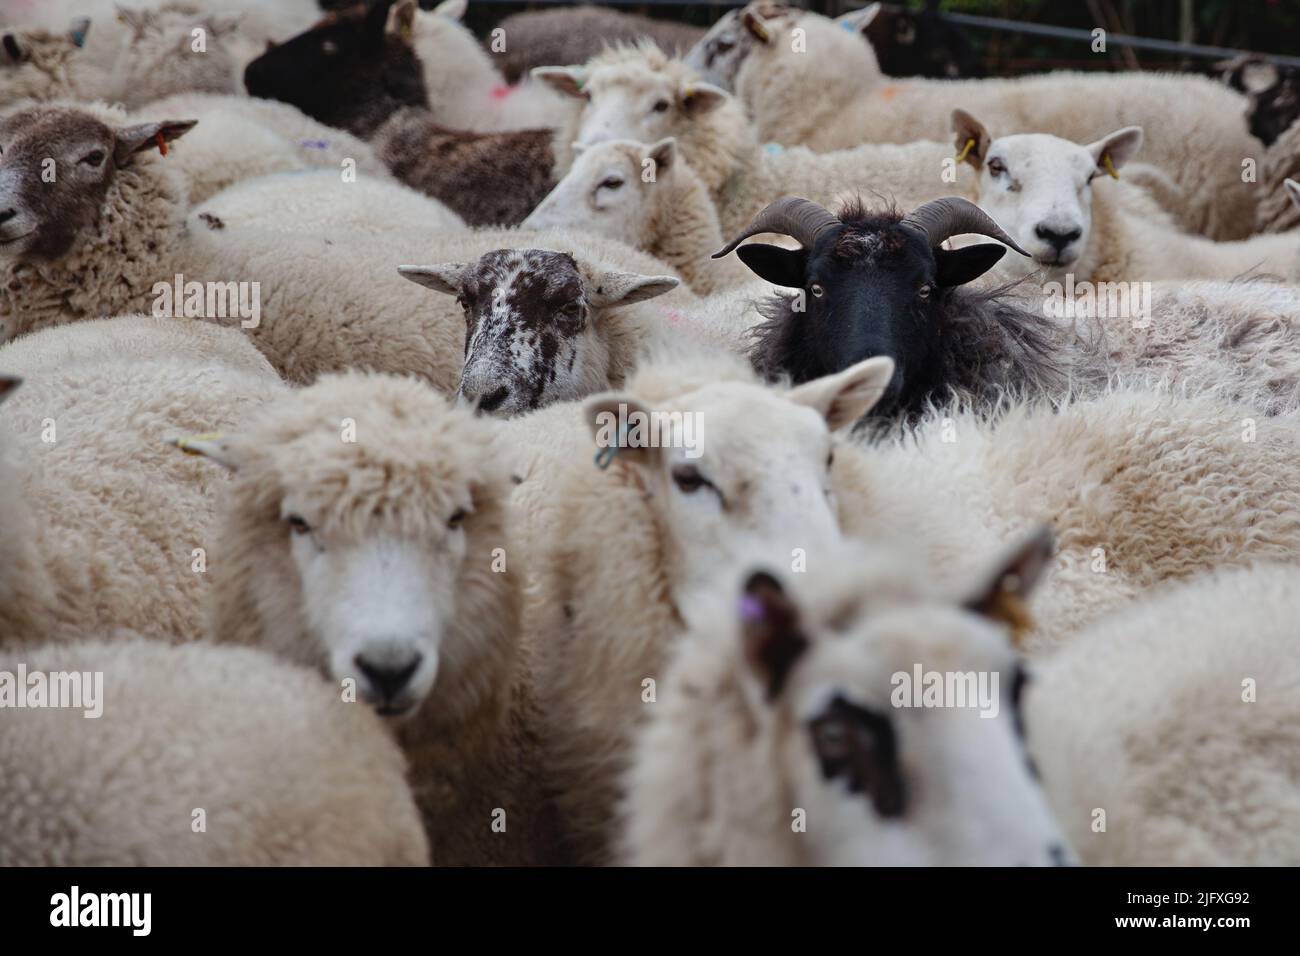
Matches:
[535,40,971,239]
[0,315,282,647]
[950,111,1300,286]
[1026,562,1300,865]
[687,3,1262,240]
[522,137,755,294]
[0,638,429,866]
[620,535,1069,865]
[499,347,897,863]
[191,168,466,237]
[0,102,685,399]
[831,387,1300,653]
[133,92,393,205]
[180,371,557,866]
[403,0,576,135]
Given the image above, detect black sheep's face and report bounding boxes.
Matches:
[739,224,1008,410]
[243,4,422,133]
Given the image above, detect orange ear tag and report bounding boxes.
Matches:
[155,132,168,157]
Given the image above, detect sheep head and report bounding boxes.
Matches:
[624,532,1069,866]
[400,249,678,417]
[952,108,1143,281]
[522,137,678,250]
[243,0,427,137]
[683,2,797,90]
[716,195,1025,413]
[534,40,729,154]
[182,371,515,724]
[582,354,894,603]
[0,106,194,261]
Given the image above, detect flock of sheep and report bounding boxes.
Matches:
[1,0,1299,867]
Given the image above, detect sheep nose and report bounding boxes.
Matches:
[475,386,510,414]
[1034,224,1082,252]
[0,209,17,226]
[354,651,422,701]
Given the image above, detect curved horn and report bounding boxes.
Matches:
[900,197,1029,257]
[713,196,839,259]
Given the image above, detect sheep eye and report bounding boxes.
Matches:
[286,514,312,535]
[826,449,835,470]
[715,38,734,52]
[809,282,825,298]
[987,158,1006,176]
[652,99,670,113]
[598,176,624,191]
[322,39,339,55]
[671,464,712,494]
[447,507,468,529]
[917,284,932,299]
[79,149,106,167]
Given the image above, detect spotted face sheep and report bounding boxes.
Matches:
[399,249,678,416]
[620,534,1069,866]
[715,195,1080,420]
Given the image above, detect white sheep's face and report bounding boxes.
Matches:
[965,125,1143,282]
[729,537,1070,866]
[584,357,895,607]
[539,61,728,154]
[287,523,461,718]
[522,139,676,251]
[400,249,677,417]
[683,6,776,90]
[781,606,1069,866]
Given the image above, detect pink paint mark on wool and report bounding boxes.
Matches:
[663,308,684,326]
[489,84,515,102]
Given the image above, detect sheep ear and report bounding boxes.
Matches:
[585,392,661,470]
[789,356,896,431]
[741,9,775,45]
[69,16,92,48]
[837,2,882,34]
[1088,126,1143,177]
[113,120,197,164]
[362,0,392,48]
[645,137,676,173]
[388,0,417,41]
[934,242,1007,287]
[0,375,22,405]
[682,82,728,116]
[964,526,1054,643]
[433,0,467,21]
[739,570,809,701]
[1285,178,1300,213]
[1240,60,1279,94]
[533,66,588,99]
[168,433,241,471]
[397,263,466,296]
[951,108,990,169]
[735,242,807,289]
[588,270,679,308]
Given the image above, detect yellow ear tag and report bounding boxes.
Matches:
[174,432,224,455]
[1103,152,1120,180]
[955,138,975,164]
